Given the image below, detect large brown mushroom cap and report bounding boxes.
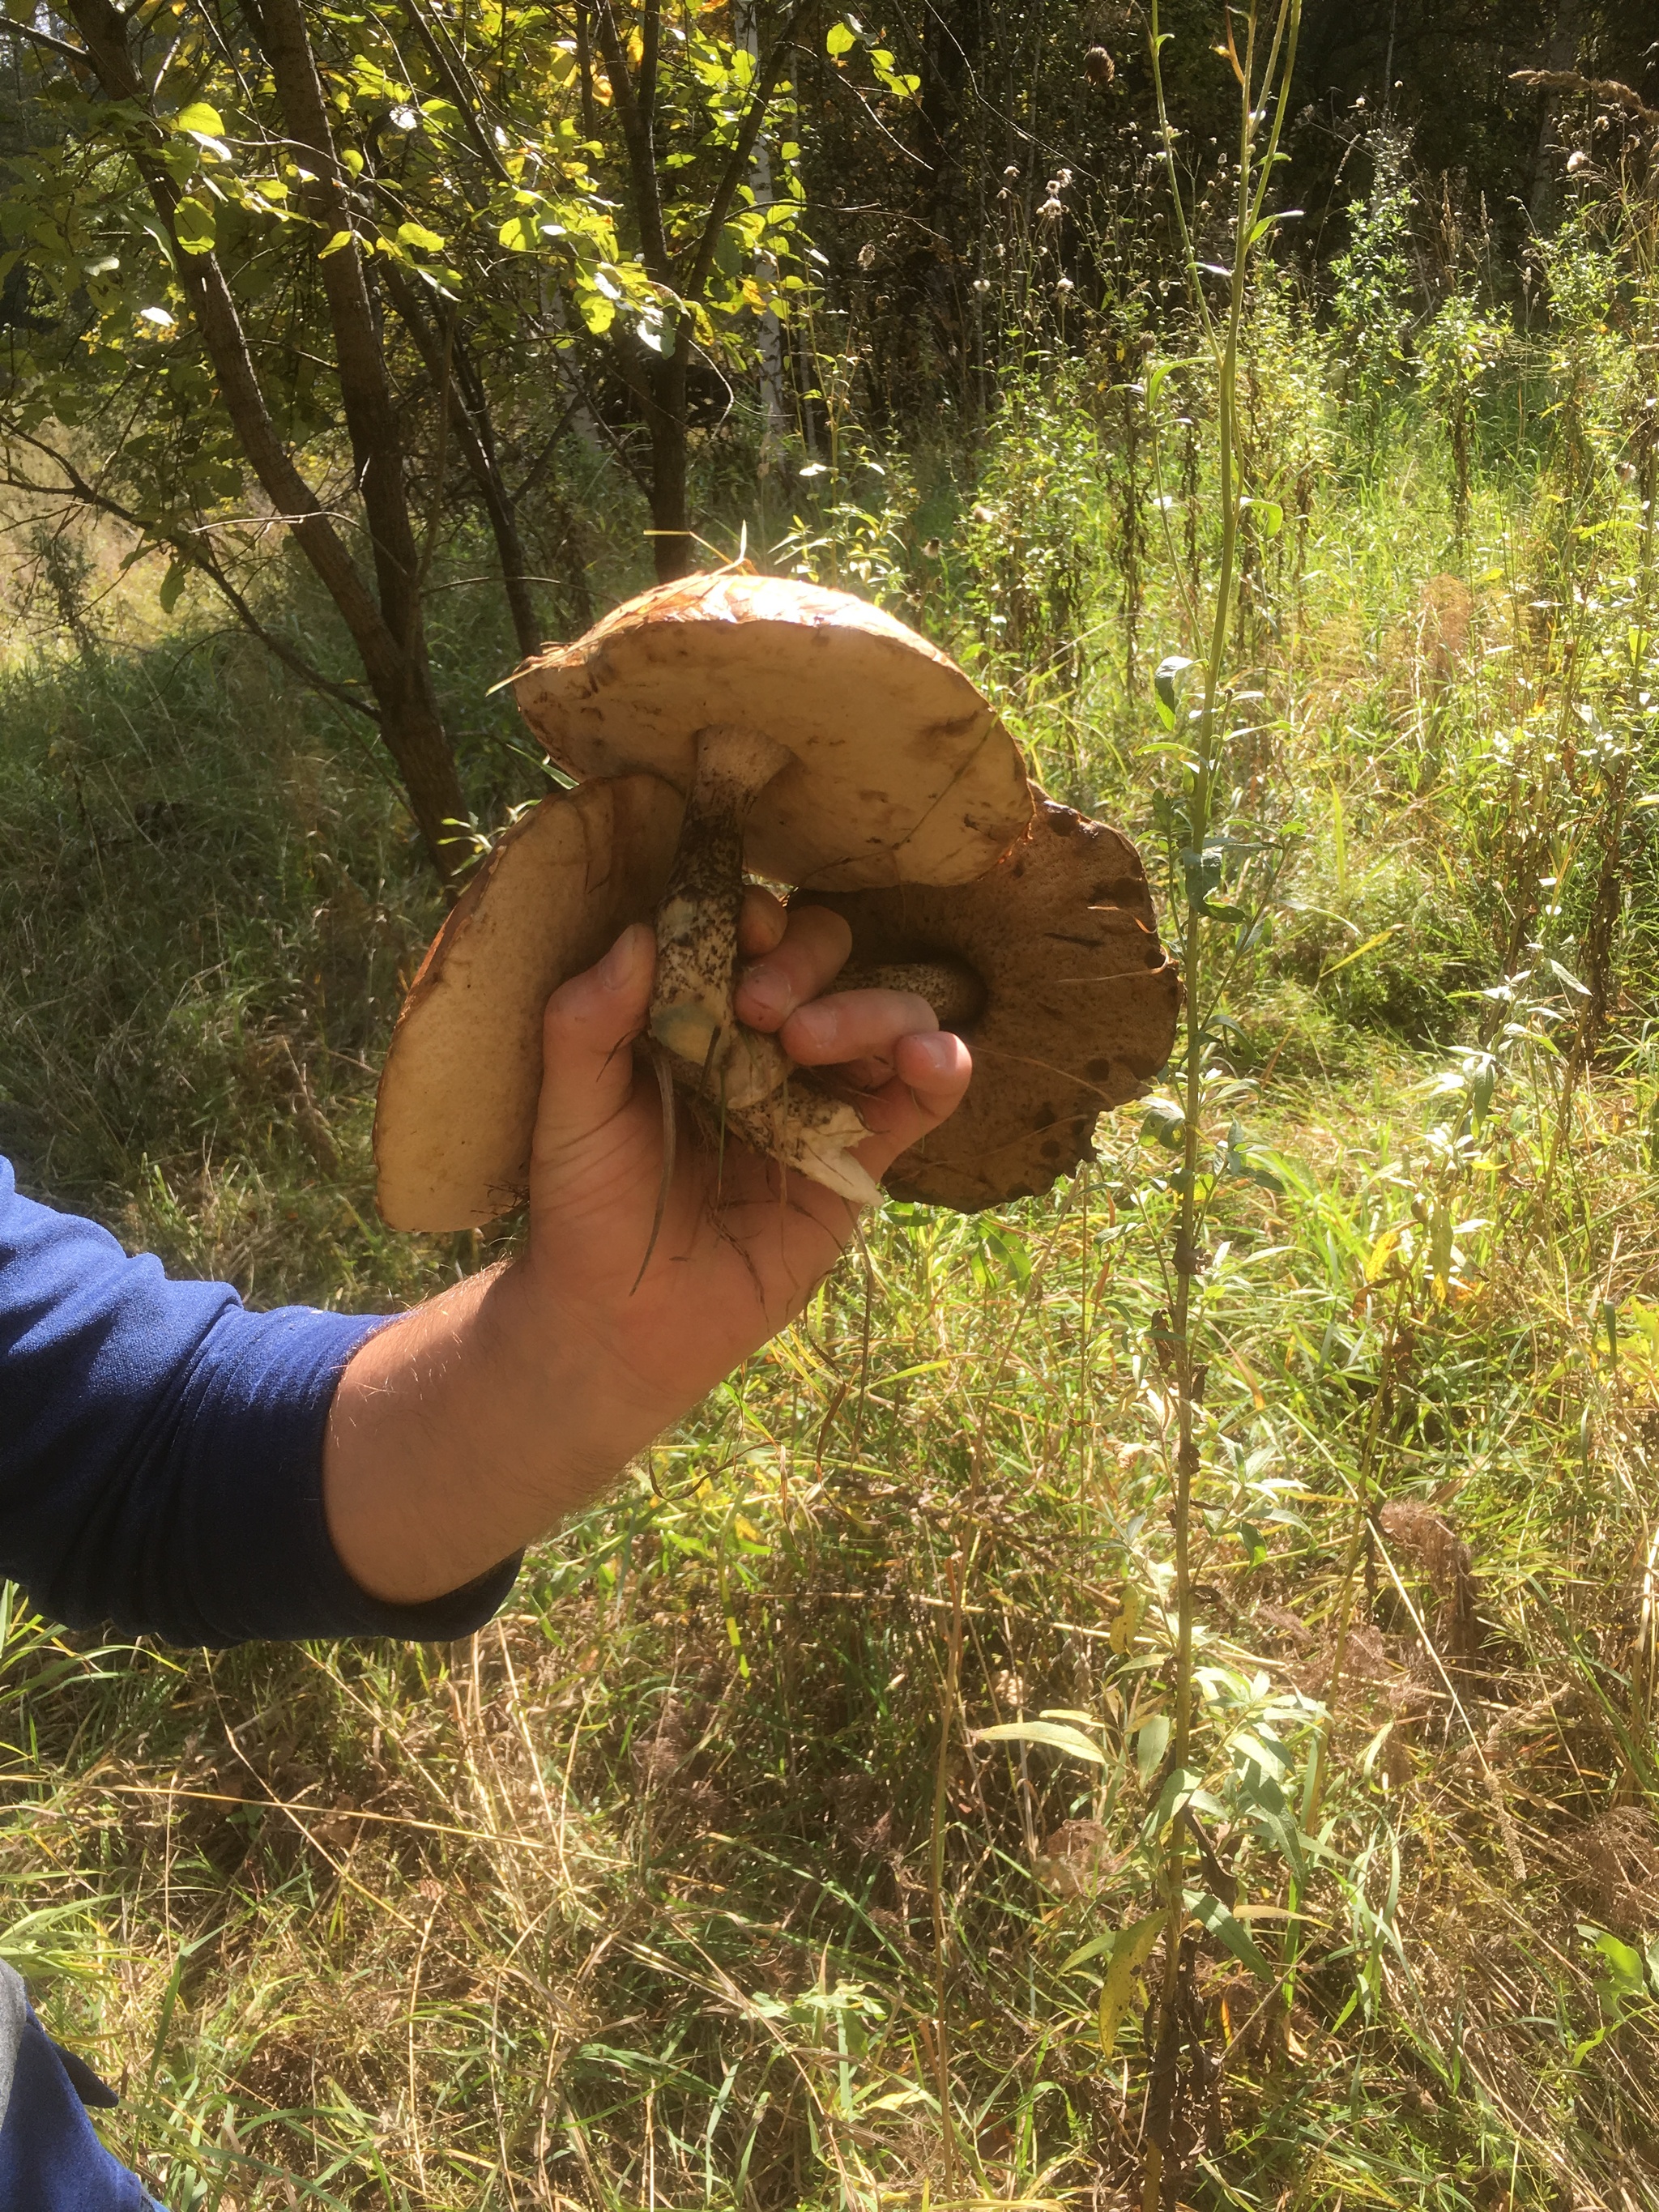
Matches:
[511,572,1034,892]
[798,799,1180,1210]
[374,774,684,1231]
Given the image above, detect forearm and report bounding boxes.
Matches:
[322,1258,669,1603]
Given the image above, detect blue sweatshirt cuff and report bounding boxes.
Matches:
[170,1305,522,1645]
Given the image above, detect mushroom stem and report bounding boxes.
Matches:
[650,722,791,1077]
[648,723,876,1204]
[707,1080,881,1206]
[829,957,986,1033]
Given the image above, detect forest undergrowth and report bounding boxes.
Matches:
[4,198,1659,2212]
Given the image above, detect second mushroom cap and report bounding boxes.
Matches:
[798,798,1181,1211]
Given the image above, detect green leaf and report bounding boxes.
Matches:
[1059,1928,1118,1973]
[1141,1097,1185,1152]
[1189,1891,1273,1980]
[1145,356,1196,409]
[1317,923,1403,982]
[172,197,216,254]
[397,220,446,253]
[1095,1910,1165,2052]
[318,228,355,259]
[825,21,856,54]
[973,1720,1107,1766]
[1584,1924,1647,1999]
[1247,209,1303,247]
[157,559,187,616]
[1154,653,1194,720]
[174,100,224,139]
[577,289,616,335]
[1135,1712,1171,1785]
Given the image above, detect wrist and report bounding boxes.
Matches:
[483,1249,676,1485]
[324,1260,659,1605]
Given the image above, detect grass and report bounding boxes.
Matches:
[4,268,1659,2210]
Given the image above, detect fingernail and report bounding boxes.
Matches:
[786,999,830,1052]
[739,966,787,1024]
[599,925,641,988]
[909,1033,955,1076]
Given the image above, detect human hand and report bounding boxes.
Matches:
[324,897,969,1602]
[512,889,970,1442]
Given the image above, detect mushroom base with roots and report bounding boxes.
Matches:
[637,721,879,1205]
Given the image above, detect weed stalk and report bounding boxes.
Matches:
[1143,4,1300,2203]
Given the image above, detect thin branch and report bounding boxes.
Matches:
[0,428,379,720]
[399,0,515,183]
[574,0,598,142]
[379,259,544,654]
[180,535,382,719]
[0,19,91,65]
[638,0,660,156]
[590,0,672,283]
[509,399,582,506]
[545,341,655,497]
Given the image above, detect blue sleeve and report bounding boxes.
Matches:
[0,1156,518,1647]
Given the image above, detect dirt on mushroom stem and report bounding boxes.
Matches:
[646,722,876,1203]
[830,958,987,1032]
[649,722,791,1081]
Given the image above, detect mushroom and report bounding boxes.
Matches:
[374,774,684,1231]
[794,797,1182,1211]
[510,572,1034,1192]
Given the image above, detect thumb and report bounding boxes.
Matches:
[533,923,655,1161]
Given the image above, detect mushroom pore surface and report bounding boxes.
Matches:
[796,799,1181,1211]
[373,774,684,1231]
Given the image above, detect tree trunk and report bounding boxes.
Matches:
[251,0,468,870]
[65,0,470,886]
[647,347,693,582]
